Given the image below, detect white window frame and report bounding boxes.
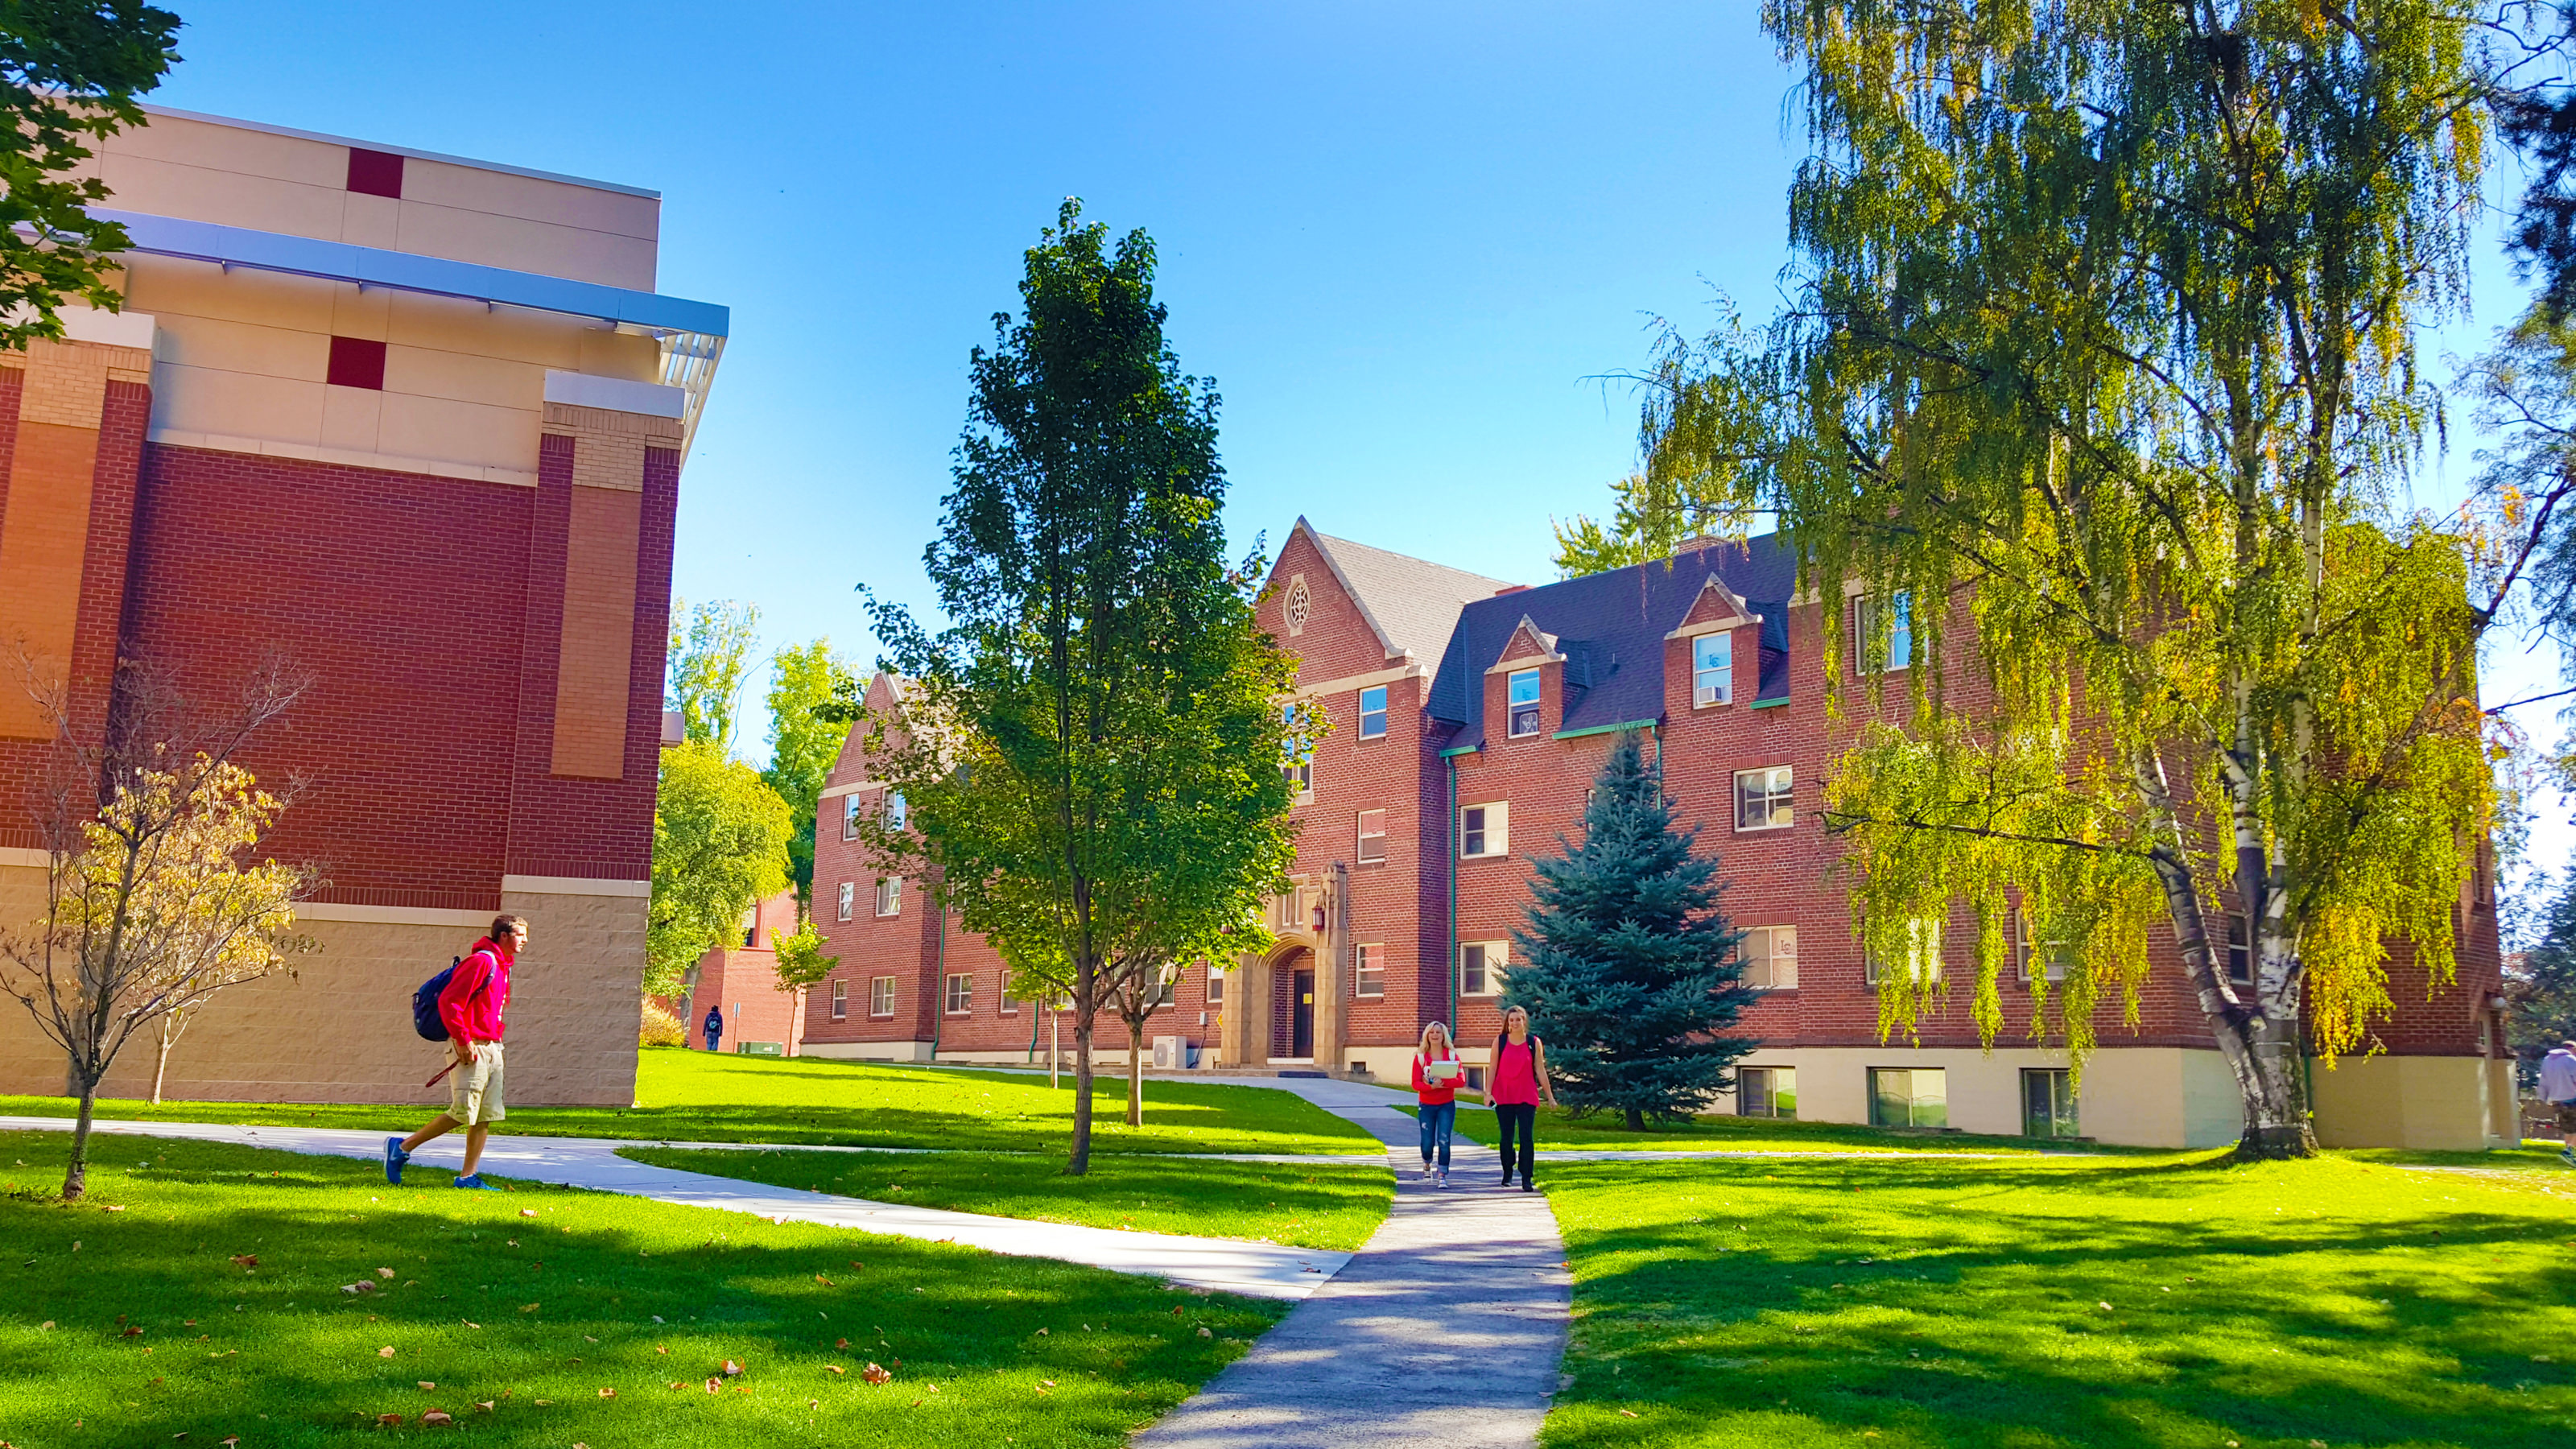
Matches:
[1692,631,1733,707]
[1459,801,1509,858]
[842,794,862,840]
[1864,919,1946,986]
[1356,807,1387,864]
[1206,963,1226,1006]
[1735,766,1794,832]
[1737,1065,1796,1119]
[1857,592,1913,673]
[1459,940,1505,997]
[1505,668,1542,738]
[829,979,847,1021]
[943,972,973,1016]
[1282,701,1315,802]
[2015,912,2071,983]
[1354,942,1385,998]
[875,877,902,917]
[2226,911,2252,986]
[869,975,896,1018]
[882,791,908,831]
[1742,924,1798,990]
[836,881,855,923]
[1358,684,1389,740]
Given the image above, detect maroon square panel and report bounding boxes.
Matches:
[326,335,388,390]
[346,147,405,199]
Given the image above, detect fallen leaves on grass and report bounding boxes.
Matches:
[704,1379,721,1394]
[417,1381,435,1390]
[722,1359,742,1377]
[863,1364,891,1385]
[120,1327,142,1338]
[378,1347,395,1359]
[376,1267,394,1279]
[518,1304,539,1313]
[473,1402,493,1413]
[378,1414,402,1426]
[597,1389,616,1399]
[1197,1327,1212,1338]
[229,1255,256,1269]
[519,1209,535,1217]
[825,1365,844,1376]
[421,1411,452,1426]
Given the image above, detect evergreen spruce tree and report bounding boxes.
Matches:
[1505,729,1756,1129]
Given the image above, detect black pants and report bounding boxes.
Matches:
[1495,1103,1538,1182]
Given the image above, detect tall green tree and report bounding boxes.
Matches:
[1505,729,1757,1129]
[761,638,857,913]
[2508,867,2576,1076]
[0,0,182,353]
[666,599,759,756]
[1641,2,2500,1157]
[862,200,1300,1172]
[646,741,790,998]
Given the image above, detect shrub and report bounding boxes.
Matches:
[640,999,686,1047]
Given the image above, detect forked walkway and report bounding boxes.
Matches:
[0,1114,1351,1299]
[1134,1089,1572,1449]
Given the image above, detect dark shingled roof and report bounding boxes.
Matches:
[1430,533,1798,750]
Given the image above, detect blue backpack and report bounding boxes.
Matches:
[411,956,474,1042]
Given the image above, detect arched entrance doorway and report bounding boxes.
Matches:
[1270,947,1315,1060]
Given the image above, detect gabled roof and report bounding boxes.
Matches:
[1296,520,1517,688]
[1431,533,1798,749]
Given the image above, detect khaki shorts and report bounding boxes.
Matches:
[2555,1100,2576,1134]
[448,1041,506,1125]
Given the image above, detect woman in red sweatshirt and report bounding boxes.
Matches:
[1411,1022,1463,1187]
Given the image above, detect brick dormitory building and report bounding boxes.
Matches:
[0,106,723,1107]
[805,521,2517,1150]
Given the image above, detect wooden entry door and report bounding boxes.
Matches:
[1291,968,1315,1058]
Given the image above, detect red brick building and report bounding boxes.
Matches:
[803,521,2513,1150]
[677,890,807,1057]
[0,107,722,1107]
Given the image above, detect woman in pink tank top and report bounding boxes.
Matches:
[1488,1005,1555,1191]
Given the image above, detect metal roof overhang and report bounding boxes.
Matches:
[89,208,729,456]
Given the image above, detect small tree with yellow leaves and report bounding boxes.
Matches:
[0,661,315,1199]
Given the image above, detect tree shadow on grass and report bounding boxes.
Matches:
[1539,1159,2576,1449]
[0,1130,1286,1447]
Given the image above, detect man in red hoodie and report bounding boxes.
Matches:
[385,914,526,1189]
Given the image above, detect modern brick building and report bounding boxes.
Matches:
[0,106,723,1107]
[676,890,807,1057]
[803,519,2514,1150]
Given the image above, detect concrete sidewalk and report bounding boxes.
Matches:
[1133,1097,1571,1449]
[0,1115,1351,1300]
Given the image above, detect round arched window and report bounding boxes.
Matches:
[1286,579,1311,634]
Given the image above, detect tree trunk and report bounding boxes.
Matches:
[1127,1027,1144,1128]
[1624,1106,1644,1131]
[2134,751,2317,1159]
[63,1082,98,1201]
[151,1013,184,1106]
[1067,1007,1096,1177]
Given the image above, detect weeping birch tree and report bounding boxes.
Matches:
[1638,1,2500,1157]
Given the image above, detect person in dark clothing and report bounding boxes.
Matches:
[704,1005,724,1053]
[1490,1005,1556,1191]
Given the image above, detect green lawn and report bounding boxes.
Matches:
[0,1050,1381,1155]
[1412,1102,2094,1155]
[625,1147,1392,1252]
[1538,1150,2575,1448]
[0,1129,1284,1447]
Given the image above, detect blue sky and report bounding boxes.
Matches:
[156,1,2571,867]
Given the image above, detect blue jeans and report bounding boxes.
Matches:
[1417,1101,1456,1169]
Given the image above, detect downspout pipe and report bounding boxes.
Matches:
[1447,753,1459,1042]
[930,902,948,1063]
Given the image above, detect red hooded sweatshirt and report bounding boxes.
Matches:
[437,936,514,1045]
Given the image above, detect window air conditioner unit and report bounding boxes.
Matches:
[1695,683,1729,706]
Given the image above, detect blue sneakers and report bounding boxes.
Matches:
[383,1137,408,1185]
[452,1174,498,1191]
